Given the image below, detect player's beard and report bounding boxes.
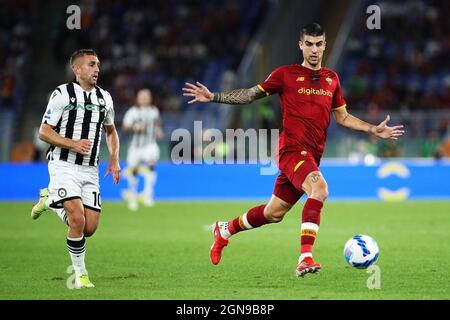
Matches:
[91,74,98,85]
[307,56,321,68]
[79,74,96,87]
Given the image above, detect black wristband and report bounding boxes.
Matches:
[212,93,221,103]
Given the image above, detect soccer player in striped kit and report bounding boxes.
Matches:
[122,88,163,211]
[183,23,404,277]
[31,49,121,288]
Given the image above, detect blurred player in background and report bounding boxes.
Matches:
[30,49,121,288]
[122,88,163,211]
[183,23,404,277]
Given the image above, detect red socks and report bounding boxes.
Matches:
[228,204,269,235]
[223,198,323,262]
[300,198,323,258]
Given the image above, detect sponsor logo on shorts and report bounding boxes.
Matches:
[58,188,67,198]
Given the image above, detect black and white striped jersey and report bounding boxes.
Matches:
[41,81,115,166]
[123,105,160,148]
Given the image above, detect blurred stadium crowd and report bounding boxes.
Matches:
[0,0,34,160]
[336,0,450,159]
[53,0,269,132]
[1,0,449,162]
[341,0,449,112]
[0,0,33,111]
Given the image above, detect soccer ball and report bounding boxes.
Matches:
[343,235,379,269]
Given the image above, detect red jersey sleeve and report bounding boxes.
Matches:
[258,67,285,96]
[331,75,347,111]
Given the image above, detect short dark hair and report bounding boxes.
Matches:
[300,23,325,40]
[70,49,97,66]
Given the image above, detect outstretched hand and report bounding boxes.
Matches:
[105,158,121,184]
[182,82,214,104]
[373,115,405,140]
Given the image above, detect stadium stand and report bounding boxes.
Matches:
[4,0,449,160]
[329,0,450,158]
[0,0,35,161]
[340,0,449,112]
[51,0,270,156]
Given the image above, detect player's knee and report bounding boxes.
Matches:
[311,185,329,202]
[64,204,85,228]
[68,213,85,229]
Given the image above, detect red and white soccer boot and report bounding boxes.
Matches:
[210,222,229,265]
[295,256,321,277]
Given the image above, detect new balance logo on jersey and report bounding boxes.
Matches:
[64,103,107,112]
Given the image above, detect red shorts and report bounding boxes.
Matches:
[273,150,320,205]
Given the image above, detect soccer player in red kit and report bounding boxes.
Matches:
[182,23,404,277]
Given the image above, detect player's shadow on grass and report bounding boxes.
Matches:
[103,274,139,280]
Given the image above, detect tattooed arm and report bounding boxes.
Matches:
[211,86,267,104]
[182,81,267,105]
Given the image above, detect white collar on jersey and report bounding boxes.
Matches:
[73,80,96,93]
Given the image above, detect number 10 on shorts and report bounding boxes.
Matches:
[92,192,101,207]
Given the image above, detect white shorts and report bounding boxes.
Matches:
[47,160,101,212]
[126,143,160,168]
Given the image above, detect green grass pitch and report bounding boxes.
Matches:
[0,201,449,300]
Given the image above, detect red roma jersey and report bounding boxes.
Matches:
[259,64,346,162]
